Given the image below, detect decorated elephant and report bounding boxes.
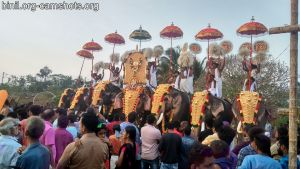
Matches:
[58,88,75,109]
[231,91,270,131]
[191,91,234,127]
[69,87,89,112]
[152,84,191,132]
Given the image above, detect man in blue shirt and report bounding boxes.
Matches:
[237,126,265,167]
[16,116,50,169]
[182,125,195,154]
[239,134,281,169]
[278,136,300,169]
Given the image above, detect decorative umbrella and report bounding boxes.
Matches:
[129,25,152,51]
[237,16,268,90]
[76,50,93,80]
[195,24,223,62]
[160,22,183,67]
[83,39,102,73]
[104,31,125,55]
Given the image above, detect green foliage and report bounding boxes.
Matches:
[274,115,289,128]
[1,66,76,106]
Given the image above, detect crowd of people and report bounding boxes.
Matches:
[0,103,300,169]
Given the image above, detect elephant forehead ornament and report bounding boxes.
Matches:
[124,52,147,85]
[151,84,172,115]
[91,81,109,107]
[237,91,262,124]
[190,91,208,126]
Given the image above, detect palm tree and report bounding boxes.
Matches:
[37,66,52,82]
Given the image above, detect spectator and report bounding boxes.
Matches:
[57,112,108,169]
[0,118,21,169]
[109,124,122,169]
[40,109,56,167]
[238,134,281,169]
[55,115,73,165]
[116,125,137,169]
[182,125,195,154]
[202,118,223,145]
[188,142,214,169]
[271,126,288,160]
[211,140,234,169]
[66,113,79,139]
[159,121,182,169]
[107,113,121,136]
[173,121,183,137]
[278,136,300,169]
[119,113,127,131]
[52,108,67,128]
[6,112,18,119]
[20,105,42,146]
[141,114,161,169]
[217,125,237,169]
[198,113,214,142]
[0,114,5,121]
[232,124,255,155]
[98,122,112,169]
[16,116,51,169]
[237,126,264,167]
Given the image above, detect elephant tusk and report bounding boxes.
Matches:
[156,113,164,125]
[237,121,243,134]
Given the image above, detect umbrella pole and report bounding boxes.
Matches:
[78,58,85,83]
[206,40,210,90]
[249,35,253,91]
[91,51,94,74]
[113,43,115,55]
[170,37,173,67]
[140,40,142,51]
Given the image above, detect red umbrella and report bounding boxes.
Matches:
[195,24,223,61]
[237,16,268,90]
[160,22,183,66]
[83,39,102,73]
[104,31,125,55]
[76,50,93,80]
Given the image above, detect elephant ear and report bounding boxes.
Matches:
[208,93,225,117]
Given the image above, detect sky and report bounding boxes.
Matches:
[0,0,295,81]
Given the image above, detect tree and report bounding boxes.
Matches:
[222,54,289,109]
[37,66,52,82]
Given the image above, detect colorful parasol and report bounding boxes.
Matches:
[76,50,93,81]
[237,16,268,90]
[195,24,223,61]
[104,31,125,55]
[83,39,102,74]
[160,22,183,67]
[129,25,152,51]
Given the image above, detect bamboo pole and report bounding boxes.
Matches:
[289,0,298,168]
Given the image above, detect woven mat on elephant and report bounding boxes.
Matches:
[58,88,73,107]
[70,87,87,110]
[124,52,147,85]
[123,86,144,117]
[91,81,109,106]
[237,91,261,124]
[151,84,172,115]
[191,91,208,126]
